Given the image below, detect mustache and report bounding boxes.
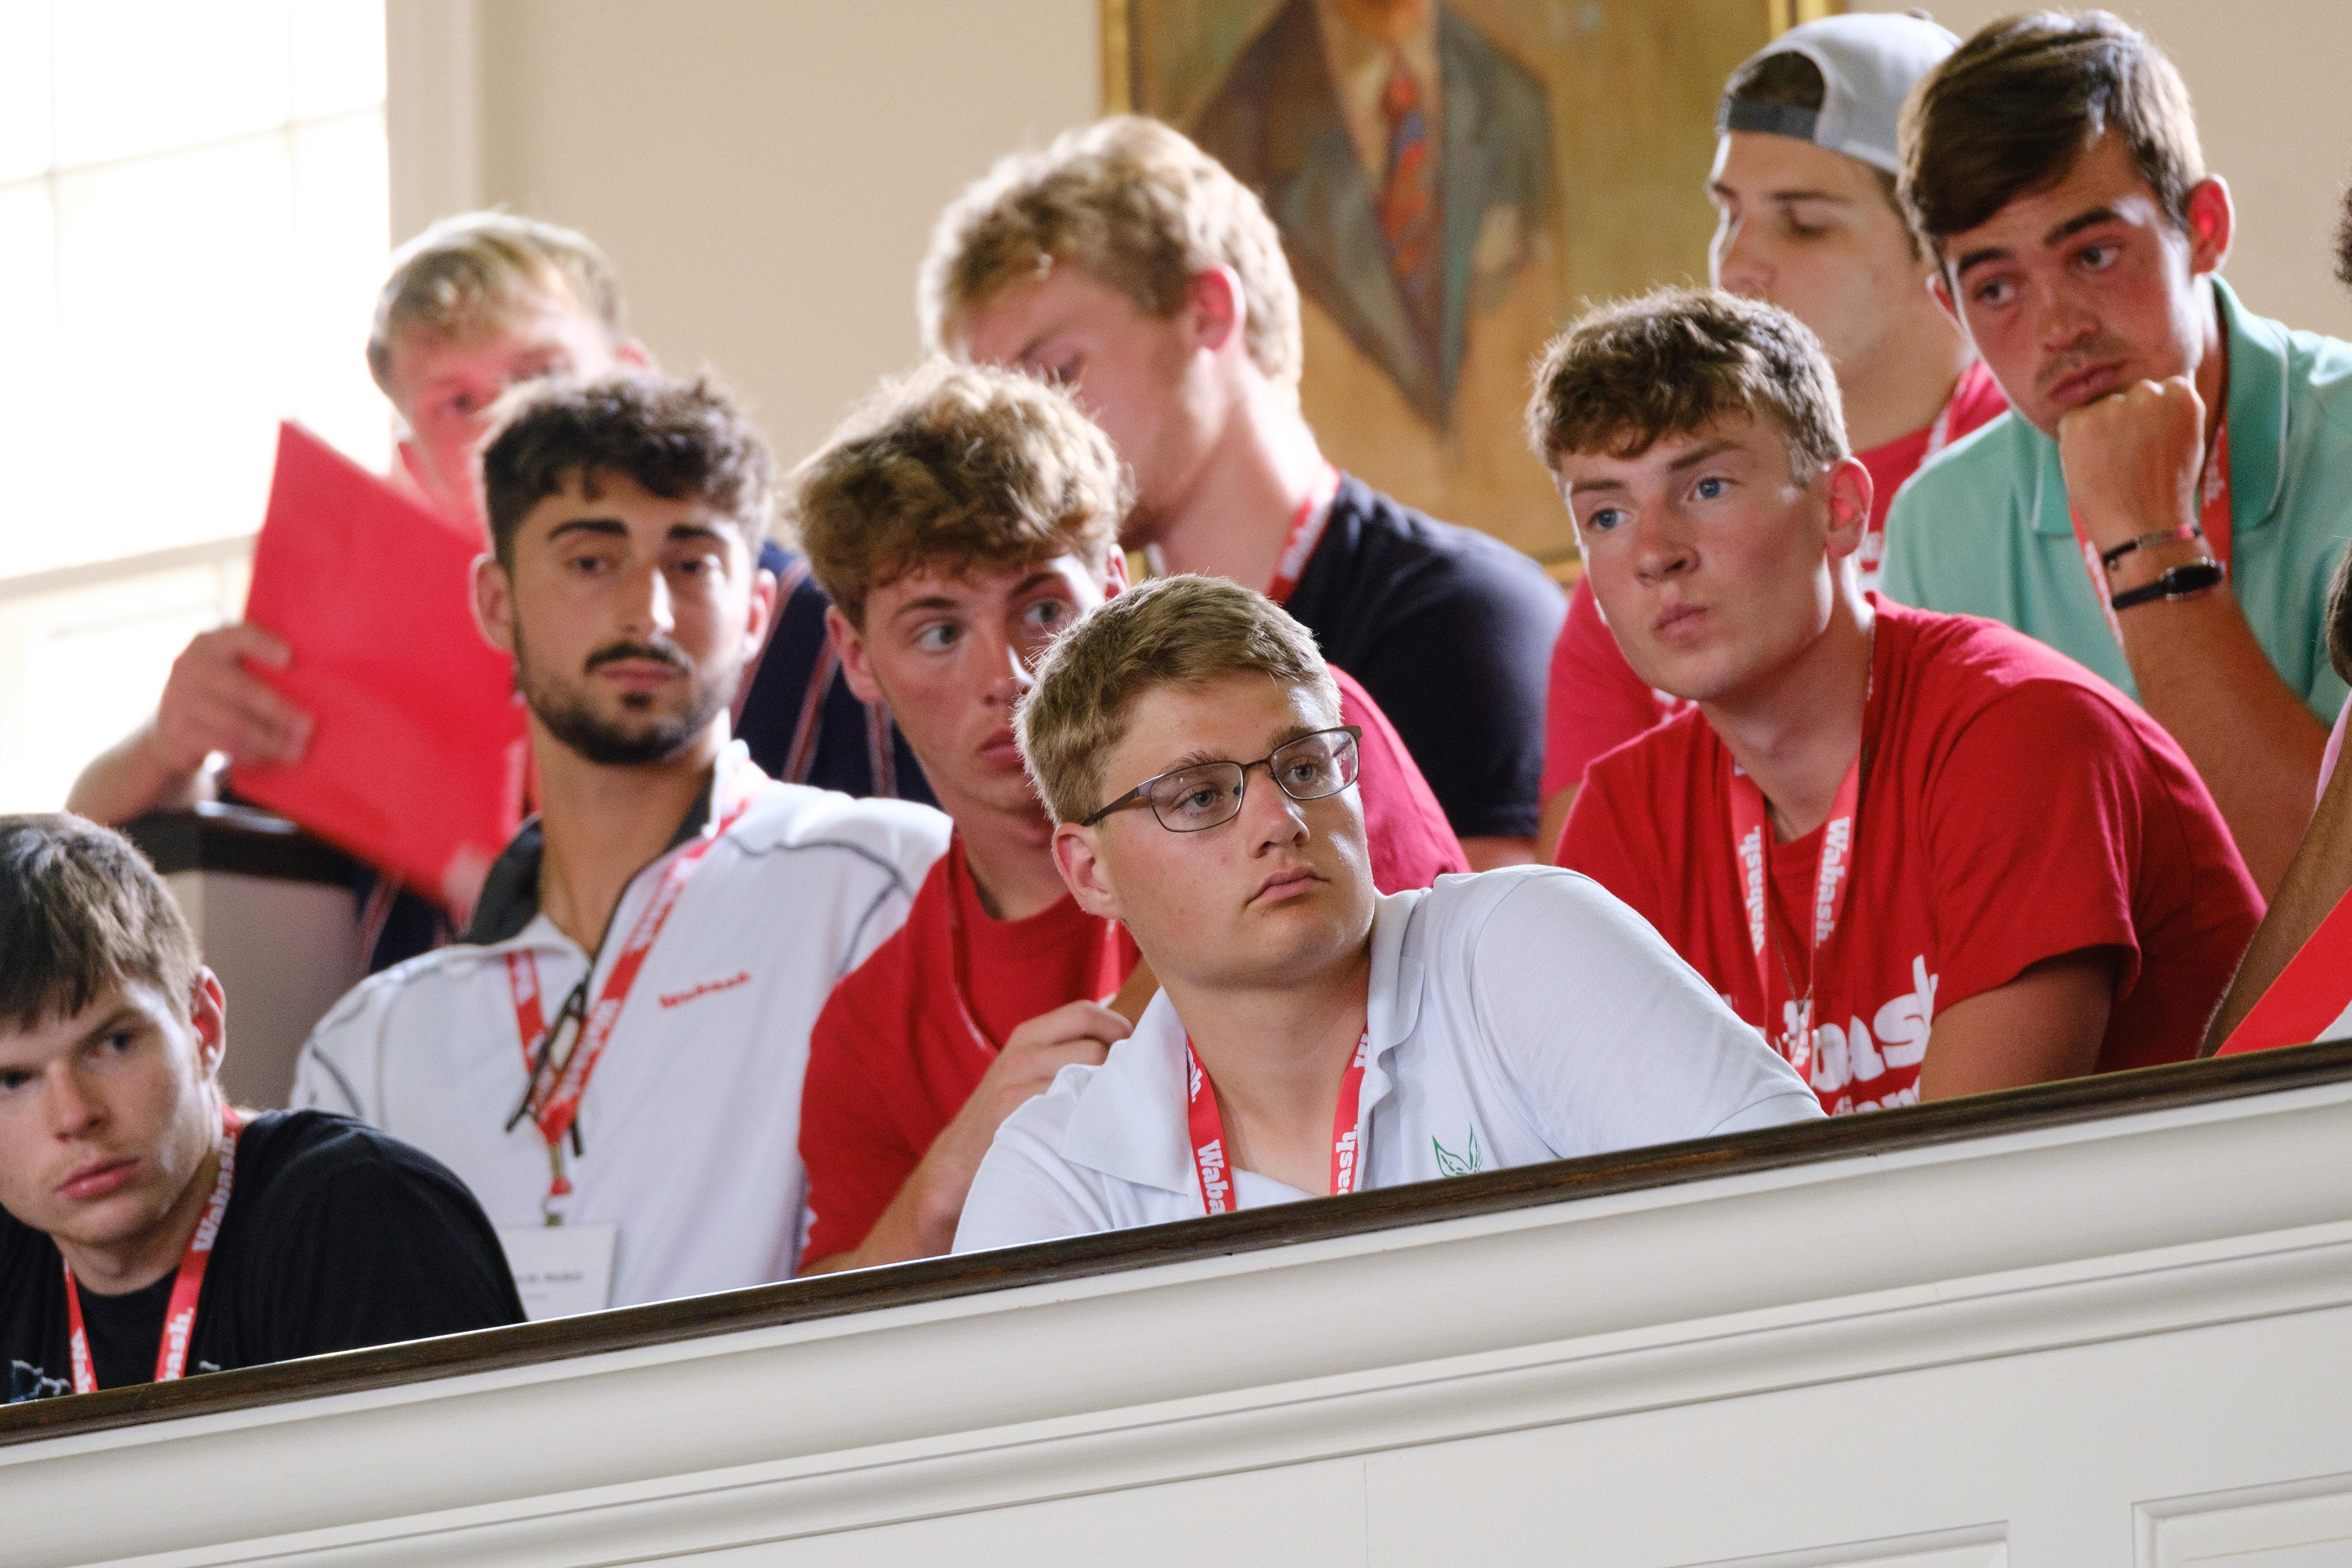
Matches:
[2035,335,2135,397]
[584,640,692,675]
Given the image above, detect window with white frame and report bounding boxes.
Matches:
[0,0,390,812]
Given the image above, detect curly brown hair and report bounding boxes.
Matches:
[479,374,774,569]
[788,360,1128,630]
[1526,287,1848,482]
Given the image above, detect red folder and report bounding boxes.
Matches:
[234,423,527,920]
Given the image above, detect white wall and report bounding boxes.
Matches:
[390,0,1100,475]
[1857,0,2352,341]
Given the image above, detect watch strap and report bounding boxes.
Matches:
[2111,557,2227,611]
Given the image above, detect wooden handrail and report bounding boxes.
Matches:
[5,1036,2346,1448]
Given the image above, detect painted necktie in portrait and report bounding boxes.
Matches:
[1111,0,1782,570]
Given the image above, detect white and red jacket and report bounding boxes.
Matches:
[294,743,950,1307]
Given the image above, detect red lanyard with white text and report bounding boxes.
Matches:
[64,1101,241,1394]
[1729,757,1861,1069]
[1266,462,1343,606]
[941,841,1123,1056]
[504,760,769,1212]
[1184,1030,1369,1214]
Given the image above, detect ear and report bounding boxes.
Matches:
[1052,821,1125,921]
[1186,267,1246,356]
[827,604,885,704]
[188,968,227,1083]
[742,560,776,661]
[1928,267,1961,328]
[1822,455,1874,560]
[614,337,655,371]
[1101,547,1132,598]
[472,552,518,656]
[2183,175,2234,276]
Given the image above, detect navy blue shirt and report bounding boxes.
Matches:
[1284,476,1564,841]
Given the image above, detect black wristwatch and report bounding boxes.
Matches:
[2110,557,2227,611]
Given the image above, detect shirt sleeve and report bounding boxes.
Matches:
[239,1121,525,1363]
[287,985,381,1119]
[1334,665,1469,893]
[951,1083,1122,1255]
[798,984,923,1268]
[1465,871,1821,1154]
[1923,680,2149,1009]
[1352,552,1566,843]
[1542,578,1672,801]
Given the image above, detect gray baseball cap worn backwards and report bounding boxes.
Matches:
[1717,12,1961,175]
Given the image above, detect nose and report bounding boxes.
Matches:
[1712,211,1771,298]
[979,625,1033,709]
[2034,274,2099,353]
[1626,499,1697,586]
[1240,757,1312,854]
[621,559,675,637]
[44,1066,102,1141]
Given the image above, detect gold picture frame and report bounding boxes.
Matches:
[1105,0,1832,569]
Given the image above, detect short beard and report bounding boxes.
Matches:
[515,629,733,767]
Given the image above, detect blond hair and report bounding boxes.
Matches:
[1017,575,1339,824]
[919,117,1302,387]
[789,360,1130,629]
[1527,287,1848,482]
[367,211,627,399]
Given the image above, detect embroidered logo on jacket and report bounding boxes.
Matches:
[1432,1129,1481,1178]
[658,971,752,1009]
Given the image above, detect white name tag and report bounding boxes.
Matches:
[497,1225,617,1321]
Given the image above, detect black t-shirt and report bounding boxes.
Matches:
[3,1110,523,1402]
[1284,476,1566,841]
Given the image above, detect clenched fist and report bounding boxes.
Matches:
[2055,375,2205,557]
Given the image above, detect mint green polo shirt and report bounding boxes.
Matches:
[1881,277,2351,725]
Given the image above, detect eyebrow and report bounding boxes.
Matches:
[1668,440,1741,473]
[1713,181,1850,205]
[1954,206,2128,278]
[544,519,728,545]
[74,1005,144,1050]
[1158,723,1322,777]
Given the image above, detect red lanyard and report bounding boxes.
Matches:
[1730,757,1862,1067]
[64,1101,242,1394]
[504,760,770,1211]
[941,839,1124,1056]
[2220,876,2352,1054]
[1184,1029,1370,1214]
[1266,462,1342,606]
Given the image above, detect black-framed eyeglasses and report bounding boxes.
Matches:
[1080,726,1362,833]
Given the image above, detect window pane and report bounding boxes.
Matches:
[0,1,52,182]
[52,0,289,169]
[290,110,390,471]
[0,180,61,570]
[290,0,384,120]
[49,135,294,572]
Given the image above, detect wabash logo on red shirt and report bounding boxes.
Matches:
[1780,954,1938,1114]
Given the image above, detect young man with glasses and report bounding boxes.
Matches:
[292,376,947,1310]
[792,362,1463,1274]
[951,575,1816,1253]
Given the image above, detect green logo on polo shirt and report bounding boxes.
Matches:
[1432,1129,1481,1178]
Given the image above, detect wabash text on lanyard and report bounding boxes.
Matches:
[503,761,770,1220]
[1184,1029,1370,1215]
[64,1101,242,1394]
[1728,629,1877,1072]
[1265,462,1344,607]
[941,840,1126,1057]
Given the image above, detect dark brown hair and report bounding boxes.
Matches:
[1527,286,1848,481]
[1900,11,2204,251]
[0,816,201,1032]
[790,360,1127,630]
[1725,51,1911,236]
[479,374,774,569]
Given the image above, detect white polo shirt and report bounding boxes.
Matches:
[953,866,1821,1254]
[294,744,949,1309]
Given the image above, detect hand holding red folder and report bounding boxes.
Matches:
[232,423,527,921]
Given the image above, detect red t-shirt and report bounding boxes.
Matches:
[798,668,1465,1263]
[1558,599,2260,1114]
[1541,363,2009,801]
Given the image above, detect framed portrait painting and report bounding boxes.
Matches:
[1105,0,1834,572]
